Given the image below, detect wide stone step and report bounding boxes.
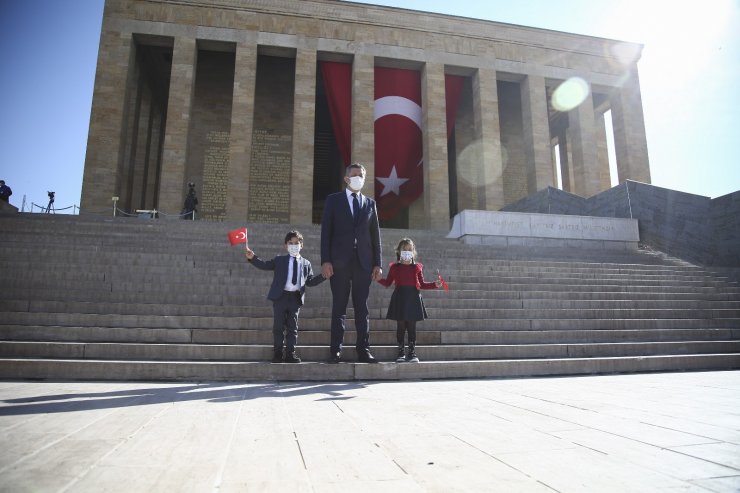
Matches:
[4,325,739,346]
[4,311,740,331]
[3,299,740,319]
[8,281,739,300]
[8,258,686,276]
[5,288,740,308]
[4,339,740,362]
[0,245,696,268]
[0,353,738,381]
[3,304,740,321]
[1,252,707,271]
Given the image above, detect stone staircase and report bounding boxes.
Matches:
[1,213,739,381]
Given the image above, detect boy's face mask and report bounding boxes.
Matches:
[287,244,302,257]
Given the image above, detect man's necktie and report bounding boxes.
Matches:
[291,257,298,285]
[352,193,360,224]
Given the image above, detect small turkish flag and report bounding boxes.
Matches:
[437,270,449,293]
[227,228,248,246]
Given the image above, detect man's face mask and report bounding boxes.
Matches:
[347,175,365,191]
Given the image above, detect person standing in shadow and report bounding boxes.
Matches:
[0,180,12,203]
[321,163,382,364]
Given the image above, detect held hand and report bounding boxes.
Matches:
[435,279,443,288]
[372,266,383,281]
[321,262,334,279]
[245,247,255,260]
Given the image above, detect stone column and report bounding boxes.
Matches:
[568,92,600,197]
[158,36,197,215]
[225,40,257,221]
[414,62,450,230]
[80,30,134,211]
[472,67,504,211]
[352,53,375,197]
[521,75,554,193]
[611,66,651,184]
[290,44,317,224]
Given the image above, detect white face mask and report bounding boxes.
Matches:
[287,244,302,257]
[348,176,365,191]
[400,251,414,262]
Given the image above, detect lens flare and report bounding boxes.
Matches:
[551,77,590,112]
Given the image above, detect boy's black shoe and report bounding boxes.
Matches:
[284,351,301,363]
[272,349,283,363]
[357,349,378,364]
[328,351,341,364]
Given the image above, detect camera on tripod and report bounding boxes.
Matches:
[45,191,55,213]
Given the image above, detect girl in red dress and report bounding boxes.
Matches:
[377,238,442,362]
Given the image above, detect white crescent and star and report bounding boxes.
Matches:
[373,96,422,197]
[235,232,246,240]
[376,165,409,197]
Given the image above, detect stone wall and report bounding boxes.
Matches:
[502,181,740,267]
[709,190,740,267]
[501,186,585,215]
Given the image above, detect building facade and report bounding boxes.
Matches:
[81,0,651,230]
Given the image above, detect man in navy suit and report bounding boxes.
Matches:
[321,163,382,363]
[246,231,324,363]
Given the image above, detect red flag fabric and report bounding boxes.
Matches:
[320,61,352,166]
[227,228,248,246]
[374,66,423,221]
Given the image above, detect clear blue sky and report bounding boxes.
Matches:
[1,0,738,212]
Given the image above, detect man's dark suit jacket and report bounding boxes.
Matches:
[320,191,382,272]
[249,254,324,306]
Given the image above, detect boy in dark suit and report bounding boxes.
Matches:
[246,231,325,363]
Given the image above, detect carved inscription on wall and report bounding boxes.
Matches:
[202,131,230,221]
[248,129,292,223]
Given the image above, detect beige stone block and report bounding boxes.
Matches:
[472,68,505,211]
[611,66,651,184]
[226,43,257,221]
[569,90,600,197]
[521,74,554,192]
[158,36,197,215]
[420,62,450,230]
[81,30,133,212]
[290,46,317,224]
[352,53,375,195]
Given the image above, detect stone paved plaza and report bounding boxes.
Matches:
[1,371,739,492]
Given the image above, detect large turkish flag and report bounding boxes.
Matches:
[374,67,423,221]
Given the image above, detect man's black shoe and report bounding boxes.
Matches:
[357,350,378,364]
[271,350,283,363]
[328,351,341,364]
[284,351,301,363]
